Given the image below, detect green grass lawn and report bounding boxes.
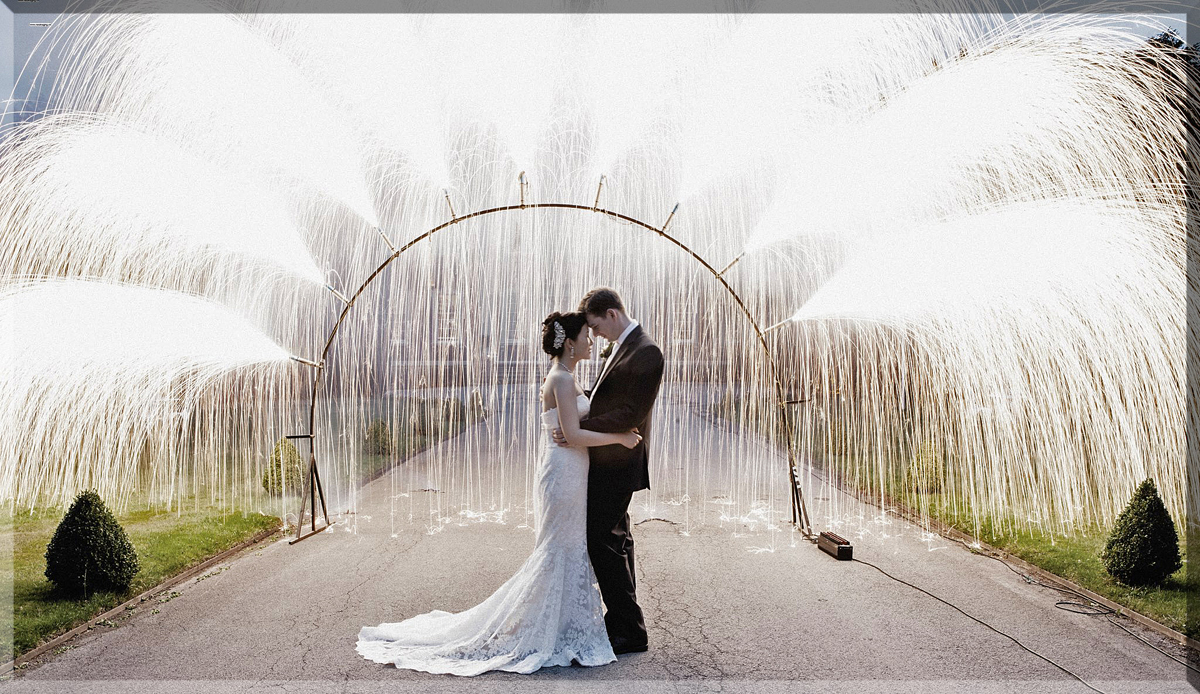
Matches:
[1,394,480,663]
[2,503,280,660]
[930,506,1194,640]
[810,450,1196,640]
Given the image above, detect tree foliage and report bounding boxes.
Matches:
[1101,478,1182,586]
[263,438,304,495]
[45,490,140,595]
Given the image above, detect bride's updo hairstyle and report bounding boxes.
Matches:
[541,311,587,358]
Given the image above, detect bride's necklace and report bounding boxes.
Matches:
[554,359,575,374]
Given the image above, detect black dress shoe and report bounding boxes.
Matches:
[610,637,649,655]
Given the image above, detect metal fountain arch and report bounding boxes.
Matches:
[287,175,814,544]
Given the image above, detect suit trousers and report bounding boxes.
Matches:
[586,484,647,644]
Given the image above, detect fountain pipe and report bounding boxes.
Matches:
[519,172,528,208]
[292,199,816,544]
[376,227,398,254]
[660,202,680,234]
[717,252,745,278]
[593,175,606,210]
[443,189,458,220]
[289,355,323,369]
[325,284,351,305]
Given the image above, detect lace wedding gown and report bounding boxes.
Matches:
[356,394,616,675]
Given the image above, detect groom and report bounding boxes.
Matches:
[554,287,663,655]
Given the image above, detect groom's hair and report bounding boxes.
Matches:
[578,287,624,317]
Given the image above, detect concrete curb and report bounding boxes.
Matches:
[3,520,284,675]
[820,467,1199,653]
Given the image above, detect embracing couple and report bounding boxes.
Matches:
[357,287,665,675]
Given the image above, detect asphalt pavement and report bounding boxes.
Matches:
[6,394,1194,694]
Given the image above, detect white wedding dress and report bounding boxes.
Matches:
[356,394,617,675]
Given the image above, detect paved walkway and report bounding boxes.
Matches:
[7,397,1194,693]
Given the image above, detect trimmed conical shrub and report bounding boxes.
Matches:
[1101,478,1182,586]
[262,438,304,495]
[364,420,394,456]
[45,490,140,595]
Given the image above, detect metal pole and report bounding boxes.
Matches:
[660,202,679,234]
[376,227,398,253]
[593,175,606,210]
[717,252,745,278]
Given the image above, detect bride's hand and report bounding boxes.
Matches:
[620,431,642,449]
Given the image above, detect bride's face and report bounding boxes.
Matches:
[568,328,592,360]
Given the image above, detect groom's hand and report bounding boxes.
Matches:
[551,427,569,447]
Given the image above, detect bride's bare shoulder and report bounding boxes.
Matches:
[543,369,573,389]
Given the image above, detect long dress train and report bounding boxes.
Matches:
[356,394,616,675]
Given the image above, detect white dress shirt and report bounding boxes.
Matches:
[592,319,638,398]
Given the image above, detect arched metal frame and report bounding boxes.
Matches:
[288,192,815,544]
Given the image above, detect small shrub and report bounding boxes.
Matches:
[262,438,304,495]
[468,389,487,420]
[393,396,470,440]
[364,419,394,456]
[436,397,467,436]
[904,441,943,494]
[717,390,741,419]
[405,398,430,437]
[1101,478,1182,586]
[45,490,140,595]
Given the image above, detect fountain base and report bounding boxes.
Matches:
[818,531,853,560]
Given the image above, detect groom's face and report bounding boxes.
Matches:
[586,310,619,342]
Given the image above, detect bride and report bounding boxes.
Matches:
[356,311,641,675]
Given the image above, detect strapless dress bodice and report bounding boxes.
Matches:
[541,394,589,430]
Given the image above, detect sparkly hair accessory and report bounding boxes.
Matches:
[552,321,566,350]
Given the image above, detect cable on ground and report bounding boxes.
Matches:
[852,556,1107,694]
[945,536,1199,675]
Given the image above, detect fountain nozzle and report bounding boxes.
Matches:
[661,202,680,234]
[443,189,458,220]
[593,174,606,210]
[764,317,792,334]
[290,356,323,369]
[717,252,746,277]
[376,227,398,254]
[325,284,351,305]
[519,171,528,208]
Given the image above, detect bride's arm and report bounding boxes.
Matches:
[551,374,640,449]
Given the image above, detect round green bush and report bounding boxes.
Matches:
[364,419,394,456]
[262,438,304,495]
[45,490,140,595]
[1101,478,1182,586]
